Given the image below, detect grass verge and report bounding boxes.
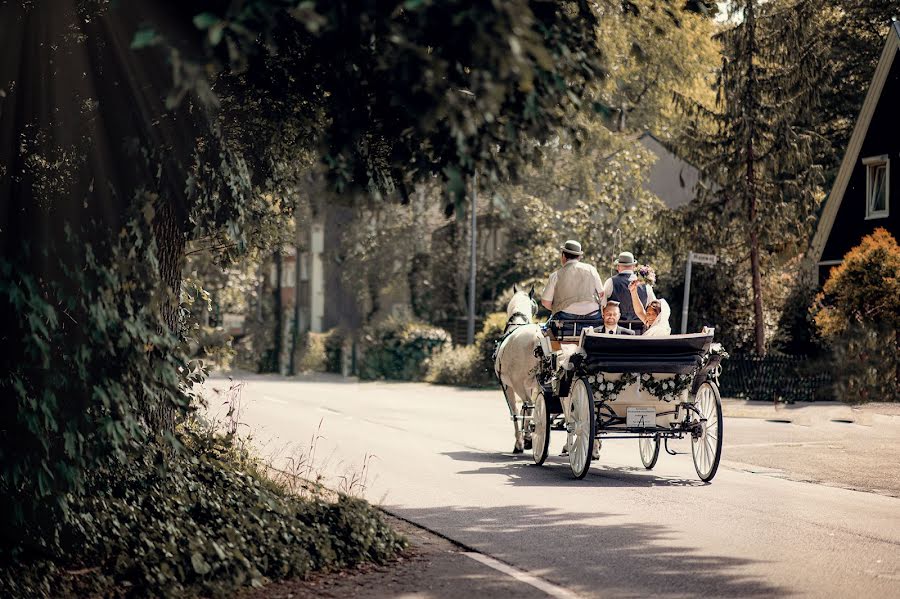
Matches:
[0,389,406,598]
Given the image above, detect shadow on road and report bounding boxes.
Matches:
[395,503,788,597]
[443,451,705,488]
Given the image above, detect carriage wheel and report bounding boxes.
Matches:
[692,381,723,482]
[567,377,595,479]
[639,434,661,470]
[532,391,551,466]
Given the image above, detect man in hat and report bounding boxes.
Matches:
[540,240,604,320]
[603,251,656,333]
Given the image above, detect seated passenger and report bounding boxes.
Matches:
[598,301,636,335]
[628,279,672,336]
[541,239,604,324]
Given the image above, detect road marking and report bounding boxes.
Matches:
[463,552,582,599]
[726,441,832,449]
[261,395,288,405]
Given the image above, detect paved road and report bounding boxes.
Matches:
[207,374,900,598]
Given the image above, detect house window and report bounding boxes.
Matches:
[863,155,889,219]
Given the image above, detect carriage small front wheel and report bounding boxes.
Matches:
[639,434,661,469]
[531,391,551,466]
[567,377,595,479]
[691,381,723,482]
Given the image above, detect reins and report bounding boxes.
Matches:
[503,311,531,335]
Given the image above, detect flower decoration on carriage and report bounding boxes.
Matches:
[589,372,638,403]
[636,264,657,286]
[639,372,692,402]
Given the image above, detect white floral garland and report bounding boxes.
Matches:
[588,373,638,402]
[638,372,693,402]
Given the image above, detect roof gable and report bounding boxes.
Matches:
[809,22,900,266]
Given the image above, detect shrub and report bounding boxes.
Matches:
[473,312,509,382]
[813,227,900,338]
[829,323,898,403]
[426,346,483,386]
[294,331,328,372]
[0,425,406,598]
[189,325,236,369]
[323,328,348,374]
[813,228,899,402]
[359,317,451,380]
[0,215,197,553]
[426,313,509,387]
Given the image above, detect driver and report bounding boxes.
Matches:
[540,239,604,322]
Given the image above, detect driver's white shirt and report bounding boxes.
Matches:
[542,258,604,315]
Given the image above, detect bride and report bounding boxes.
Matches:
[628,279,672,336]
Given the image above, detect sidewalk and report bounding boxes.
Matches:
[722,398,900,424]
[719,399,900,498]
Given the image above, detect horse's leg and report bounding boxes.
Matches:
[509,383,526,453]
[560,393,573,454]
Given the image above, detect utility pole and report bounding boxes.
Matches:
[680,251,693,334]
[467,173,478,345]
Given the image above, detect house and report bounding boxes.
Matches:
[809,21,900,284]
[636,131,704,210]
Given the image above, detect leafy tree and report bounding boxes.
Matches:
[595,0,720,135]
[816,2,899,173]
[675,0,827,354]
[813,228,900,402]
[813,228,900,338]
[0,0,614,548]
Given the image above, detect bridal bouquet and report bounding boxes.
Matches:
[635,264,657,286]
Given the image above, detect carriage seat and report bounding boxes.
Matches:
[578,331,714,375]
[545,313,603,338]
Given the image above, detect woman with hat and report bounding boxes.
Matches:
[602,251,657,333]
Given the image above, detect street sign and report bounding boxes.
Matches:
[691,252,718,265]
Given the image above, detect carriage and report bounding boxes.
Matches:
[520,320,726,481]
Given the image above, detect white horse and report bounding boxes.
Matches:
[494,286,543,453]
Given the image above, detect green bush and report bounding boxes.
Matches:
[426,346,483,386]
[813,227,900,338]
[0,425,406,598]
[473,312,508,382]
[324,328,348,374]
[829,323,898,403]
[189,325,236,369]
[426,313,508,387]
[289,329,348,374]
[359,318,451,380]
[294,331,328,372]
[0,215,198,553]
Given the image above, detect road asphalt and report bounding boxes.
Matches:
[206,373,900,598]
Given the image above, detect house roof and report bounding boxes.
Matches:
[808,20,900,267]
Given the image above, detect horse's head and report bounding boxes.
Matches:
[507,284,537,323]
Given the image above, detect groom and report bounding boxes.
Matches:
[603,251,656,334]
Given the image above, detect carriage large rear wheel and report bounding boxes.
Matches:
[531,391,551,466]
[639,434,661,469]
[692,381,723,482]
[567,377,595,479]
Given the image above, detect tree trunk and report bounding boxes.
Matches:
[272,251,284,373]
[150,198,187,432]
[744,0,765,356]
